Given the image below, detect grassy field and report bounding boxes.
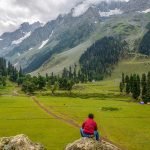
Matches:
[110,54,150,80]
[0,96,79,149]
[36,81,150,150]
[0,57,150,149]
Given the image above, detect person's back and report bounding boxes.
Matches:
[82,118,97,134]
[80,113,100,141]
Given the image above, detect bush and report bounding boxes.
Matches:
[101,107,120,111]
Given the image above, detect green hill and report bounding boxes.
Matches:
[110,53,150,80]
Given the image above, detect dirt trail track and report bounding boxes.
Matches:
[32,96,80,128]
[32,96,122,150]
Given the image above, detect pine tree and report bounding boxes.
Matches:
[126,82,130,94]
[137,74,141,98]
[120,82,124,93]
[130,74,134,93]
[141,73,146,88]
[122,73,125,91]
[132,74,140,100]
[69,66,72,79]
[19,67,23,77]
[143,72,150,103]
[125,75,130,94]
[141,73,147,101]
[62,68,68,78]
[125,75,129,83]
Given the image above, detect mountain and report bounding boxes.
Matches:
[123,0,150,12]
[0,22,42,57]
[6,6,101,72]
[1,0,150,75]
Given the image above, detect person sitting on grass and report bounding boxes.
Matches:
[80,113,100,141]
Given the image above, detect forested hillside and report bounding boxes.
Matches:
[79,37,128,80]
[139,28,150,55]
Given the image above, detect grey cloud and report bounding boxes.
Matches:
[73,0,130,16]
[0,0,128,35]
[0,0,82,35]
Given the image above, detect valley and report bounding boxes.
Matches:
[0,0,150,149]
[0,58,150,149]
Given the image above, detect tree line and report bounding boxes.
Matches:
[1,36,129,94]
[0,57,23,87]
[0,57,76,94]
[21,73,75,94]
[24,36,128,83]
[120,72,150,104]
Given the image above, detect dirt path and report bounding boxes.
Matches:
[32,96,122,149]
[32,96,80,128]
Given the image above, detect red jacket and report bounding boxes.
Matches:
[82,118,98,134]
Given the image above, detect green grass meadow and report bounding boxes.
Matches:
[0,96,79,149]
[36,81,150,150]
[0,58,150,150]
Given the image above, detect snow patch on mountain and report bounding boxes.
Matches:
[141,9,150,13]
[11,32,31,45]
[0,38,3,41]
[99,9,123,17]
[72,0,129,17]
[49,30,54,38]
[38,31,53,49]
[17,53,21,56]
[38,39,49,49]
[28,48,33,51]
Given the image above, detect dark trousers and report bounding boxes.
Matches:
[80,128,100,141]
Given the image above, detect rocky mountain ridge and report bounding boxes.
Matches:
[0,0,150,74]
[0,22,42,57]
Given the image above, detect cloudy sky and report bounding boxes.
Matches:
[0,0,129,35]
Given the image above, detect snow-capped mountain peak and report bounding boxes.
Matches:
[72,0,129,17]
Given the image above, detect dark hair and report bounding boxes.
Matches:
[88,113,94,119]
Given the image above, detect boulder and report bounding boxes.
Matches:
[0,134,45,150]
[65,138,120,150]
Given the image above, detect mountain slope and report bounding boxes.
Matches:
[1,0,150,75]
[0,22,42,57]
[31,12,150,75]
[9,7,101,72]
[31,40,92,75]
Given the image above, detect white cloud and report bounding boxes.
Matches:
[0,0,82,35]
[73,0,130,17]
[0,0,129,35]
